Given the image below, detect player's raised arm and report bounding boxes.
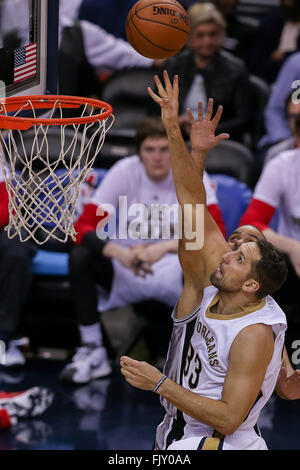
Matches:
[148,71,229,312]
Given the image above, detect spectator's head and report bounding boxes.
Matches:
[286,92,300,136]
[188,3,226,60]
[294,114,300,147]
[281,0,300,22]
[211,0,239,18]
[227,225,266,251]
[136,117,170,182]
[211,239,288,300]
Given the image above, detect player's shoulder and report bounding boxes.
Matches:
[235,323,273,349]
[265,148,300,170]
[264,295,287,326]
[231,322,274,363]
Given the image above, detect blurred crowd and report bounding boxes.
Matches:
[0,0,300,392]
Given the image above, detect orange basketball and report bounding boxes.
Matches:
[126,0,190,60]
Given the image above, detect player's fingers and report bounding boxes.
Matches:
[198,101,204,121]
[147,87,161,104]
[173,74,179,97]
[279,366,288,380]
[121,356,140,368]
[154,74,167,97]
[216,133,230,144]
[121,367,136,381]
[212,105,223,128]
[163,70,173,94]
[206,98,214,121]
[186,108,196,125]
[120,357,135,370]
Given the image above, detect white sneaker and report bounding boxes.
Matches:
[1,341,26,368]
[60,345,112,384]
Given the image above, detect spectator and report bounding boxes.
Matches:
[60,116,226,384]
[259,52,300,157]
[264,90,300,166]
[240,115,300,306]
[250,0,300,84]
[211,0,258,67]
[0,154,38,368]
[78,0,136,40]
[59,0,153,98]
[164,2,252,142]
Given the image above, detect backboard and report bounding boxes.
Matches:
[0,0,59,99]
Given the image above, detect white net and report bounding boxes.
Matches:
[0,97,114,244]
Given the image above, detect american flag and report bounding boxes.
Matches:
[14,43,37,84]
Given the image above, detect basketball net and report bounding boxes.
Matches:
[0,96,114,245]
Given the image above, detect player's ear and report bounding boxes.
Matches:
[242,278,260,295]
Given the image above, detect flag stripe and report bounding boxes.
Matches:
[14,43,37,84]
[15,60,37,74]
[14,65,37,78]
[14,71,37,83]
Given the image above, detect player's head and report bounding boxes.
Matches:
[227,225,266,251]
[188,3,226,59]
[210,239,288,299]
[136,117,170,182]
[211,0,239,18]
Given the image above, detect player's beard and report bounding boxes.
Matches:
[210,271,241,293]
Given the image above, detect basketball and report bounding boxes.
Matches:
[126,0,190,60]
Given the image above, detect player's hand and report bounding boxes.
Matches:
[186,99,230,154]
[120,356,163,391]
[277,366,300,400]
[147,70,179,129]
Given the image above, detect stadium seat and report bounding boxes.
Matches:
[101,67,160,134]
[210,174,252,236]
[205,140,255,188]
[211,173,280,234]
[32,250,69,276]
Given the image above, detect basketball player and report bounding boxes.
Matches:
[120,71,289,450]
[60,116,225,384]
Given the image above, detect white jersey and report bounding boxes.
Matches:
[89,155,218,311]
[155,285,287,450]
[254,148,300,241]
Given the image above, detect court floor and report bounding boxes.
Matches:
[0,358,299,451]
